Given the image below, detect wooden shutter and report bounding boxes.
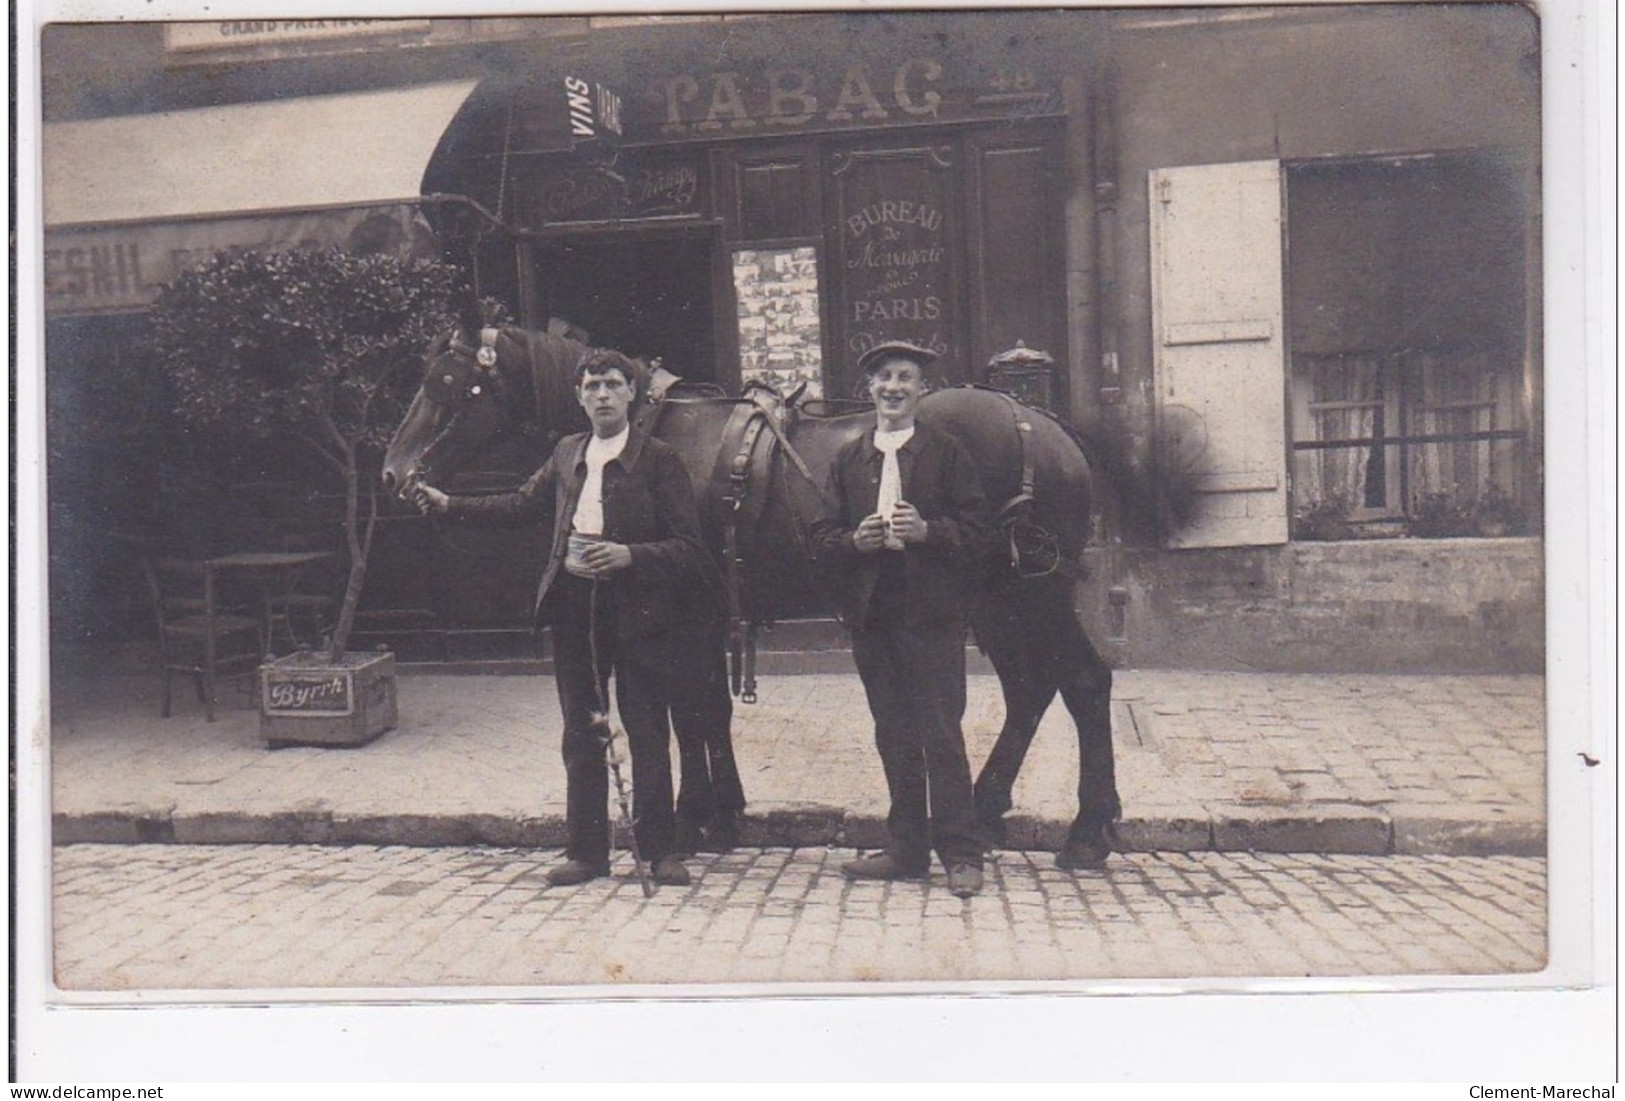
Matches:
[1149,160,1289,548]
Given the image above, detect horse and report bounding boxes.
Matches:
[383,324,1123,869]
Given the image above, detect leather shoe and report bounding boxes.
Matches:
[946,863,984,898]
[652,856,692,887]
[841,852,929,881]
[546,858,610,887]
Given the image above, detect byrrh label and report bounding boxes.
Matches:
[264,671,354,715]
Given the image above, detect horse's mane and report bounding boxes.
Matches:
[494,326,663,434]
[501,327,591,435]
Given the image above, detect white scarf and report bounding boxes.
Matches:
[571,426,629,535]
[873,425,914,550]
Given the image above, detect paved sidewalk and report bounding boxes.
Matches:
[54,844,1547,989]
[49,668,1545,856]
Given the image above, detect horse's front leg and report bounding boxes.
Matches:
[669,625,744,854]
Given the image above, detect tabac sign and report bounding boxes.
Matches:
[646,58,1060,139]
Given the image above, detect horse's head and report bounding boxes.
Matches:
[382,325,554,497]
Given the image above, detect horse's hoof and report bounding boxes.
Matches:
[702,813,740,854]
[1055,843,1109,872]
[673,820,706,858]
[978,814,1008,850]
[1056,823,1114,872]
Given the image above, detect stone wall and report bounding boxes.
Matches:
[1078,537,1544,674]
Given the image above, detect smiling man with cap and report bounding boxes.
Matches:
[811,340,994,898]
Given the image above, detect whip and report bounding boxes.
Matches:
[588,576,655,897]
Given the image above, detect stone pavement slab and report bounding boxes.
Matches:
[48,669,1546,855]
[52,843,1547,990]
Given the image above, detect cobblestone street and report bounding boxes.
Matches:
[52,844,1546,991]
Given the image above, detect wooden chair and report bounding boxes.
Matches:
[142,557,265,721]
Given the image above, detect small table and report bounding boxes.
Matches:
[206,550,336,651]
[205,550,334,573]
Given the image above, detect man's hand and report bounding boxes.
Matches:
[889,501,929,544]
[853,513,889,553]
[578,540,634,575]
[413,483,450,515]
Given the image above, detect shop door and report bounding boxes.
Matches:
[823,125,1065,402]
[524,227,721,384]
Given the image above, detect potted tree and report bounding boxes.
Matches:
[145,247,471,746]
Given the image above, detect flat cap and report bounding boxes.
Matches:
[856,340,940,376]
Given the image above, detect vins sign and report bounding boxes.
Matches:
[564,76,623,146]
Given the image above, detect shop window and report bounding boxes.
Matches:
[732,246,825,398]
[1286,154,1532,539]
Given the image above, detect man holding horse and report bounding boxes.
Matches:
[811,340,994,899]
[412,347,710,889]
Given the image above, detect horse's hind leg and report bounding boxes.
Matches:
[1053,619,1122,871]
[969,587,1061,845]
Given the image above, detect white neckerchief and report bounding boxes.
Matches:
[571,426,630,535]
[873,424,914,550]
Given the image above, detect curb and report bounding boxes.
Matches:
[52,807,1547,857]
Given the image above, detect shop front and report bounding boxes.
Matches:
[346,11,1096,656]
[1091,3,1544,671]
[41,9,1546,672]
[423,12,1087,405]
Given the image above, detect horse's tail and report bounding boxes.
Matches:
[1043,406,1202,546]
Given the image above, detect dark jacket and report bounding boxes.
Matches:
[444,428,712,644]
[811,420,992,630]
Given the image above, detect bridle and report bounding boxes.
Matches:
[403,327,511,493]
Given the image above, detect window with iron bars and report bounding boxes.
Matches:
[1285,152,1536,540]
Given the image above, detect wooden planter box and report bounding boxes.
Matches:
[259,650,398,749]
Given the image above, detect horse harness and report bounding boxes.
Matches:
[982,386,1085,583]
[637,378,1079,702]
[639,383,817,705]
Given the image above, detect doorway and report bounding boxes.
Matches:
[524,227,721,385]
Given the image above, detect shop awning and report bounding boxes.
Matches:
[45,80,478,225]
[42,80,478,316]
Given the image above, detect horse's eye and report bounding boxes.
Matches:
[469,385,482,397]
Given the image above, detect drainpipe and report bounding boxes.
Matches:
[1091,67,1122,409]
[1090,52,1135,659]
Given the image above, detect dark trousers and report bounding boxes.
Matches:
[670,612,746,827]
[549,572,678,866]
[851,618,982,869]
